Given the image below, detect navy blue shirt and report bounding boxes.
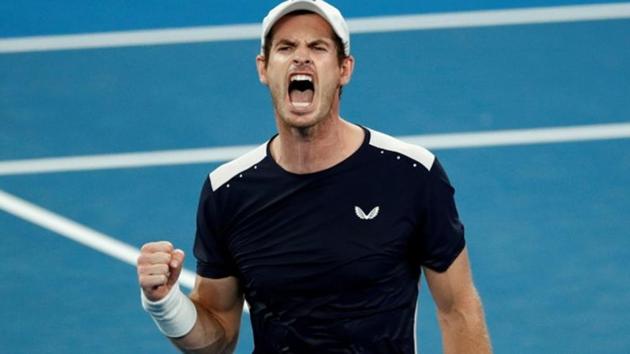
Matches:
[194,127,465,353]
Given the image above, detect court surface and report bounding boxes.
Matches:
[1,1,630,353]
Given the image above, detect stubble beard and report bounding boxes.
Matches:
[270,83,339,138]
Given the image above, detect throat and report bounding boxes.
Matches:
[289,89,314,107]
[272,121,365,174]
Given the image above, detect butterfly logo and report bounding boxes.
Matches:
[354,206,380,220]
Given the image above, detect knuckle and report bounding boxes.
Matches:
[138,251,173,266]
[141,276,159,287]
[138,275,150,285]
[144,253,163,265]
[140,242,154,252]
[156,241,173,251]
[140,241,172,253]
[156,252,171,264]
[138,264,150,274]
[137,254,146,264]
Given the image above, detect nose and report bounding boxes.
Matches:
[292,46,312,66]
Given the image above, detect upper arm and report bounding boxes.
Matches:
[424,247,480,314]
[189,275,244,342]
[414,158,466,272]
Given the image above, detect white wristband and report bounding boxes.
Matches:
[141,284,198,338]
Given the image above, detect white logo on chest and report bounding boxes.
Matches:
[354,206,380,220]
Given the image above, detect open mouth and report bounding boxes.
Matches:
[288,74,315,109]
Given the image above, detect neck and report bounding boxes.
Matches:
[271,116,364,174]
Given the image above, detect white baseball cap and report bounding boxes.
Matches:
[261,0,350,55]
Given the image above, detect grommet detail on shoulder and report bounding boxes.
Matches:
[209,141,267,192]
[368,128,435,171]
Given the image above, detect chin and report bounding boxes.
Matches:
[278,106,318,127]
[283,115,319,130]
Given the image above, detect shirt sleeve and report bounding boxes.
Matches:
[414,158,466,272]
[193,176,238,278]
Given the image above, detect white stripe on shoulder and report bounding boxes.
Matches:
[369,128,435,170]
[209,142,267,191]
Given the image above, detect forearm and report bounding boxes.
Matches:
[437,298,492,354]
[169,302,237,354]
[142,285,241,354]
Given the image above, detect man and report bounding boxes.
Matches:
[136,1,492,353]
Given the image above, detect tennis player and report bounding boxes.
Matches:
[137,1,492,353]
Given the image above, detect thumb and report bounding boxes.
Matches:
[167,249,185,287]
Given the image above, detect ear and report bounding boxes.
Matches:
[339,55,355,86]
[256,54,268,85]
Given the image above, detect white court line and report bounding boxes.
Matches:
[1,122,629,176]
[1,3,630,53]
[0,189,196,290]
[0,145,257,176]
[398,122,630,149]
[349,2,630,33]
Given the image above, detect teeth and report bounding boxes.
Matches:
[290,74,313,82]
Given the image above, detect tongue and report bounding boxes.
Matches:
[290,89,314,106]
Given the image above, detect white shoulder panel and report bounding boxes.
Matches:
[209,142,268,191]
[368,128,435,170]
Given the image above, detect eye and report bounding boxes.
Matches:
[275,44,293,52]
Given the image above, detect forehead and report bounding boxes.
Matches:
[270,12,335,43]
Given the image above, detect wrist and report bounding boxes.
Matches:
[141,284,198,338]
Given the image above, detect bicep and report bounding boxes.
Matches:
[424,247,479,313]
[190,275,244,340]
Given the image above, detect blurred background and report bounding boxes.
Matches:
[1,1,629,353]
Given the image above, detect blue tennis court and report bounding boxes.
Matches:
[1,1,629,353]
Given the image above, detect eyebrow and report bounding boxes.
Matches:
[273,39,297,48]
[308,39,332,47]
[273,38,333,48]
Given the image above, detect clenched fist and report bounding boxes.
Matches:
[137,241,185,301]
